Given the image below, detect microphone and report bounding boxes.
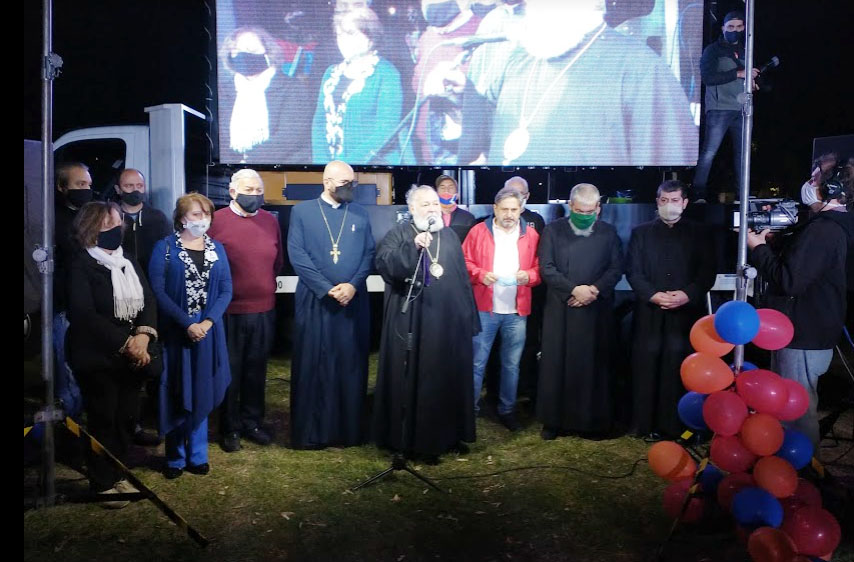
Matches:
[427,215,437,229]
[757,56,780,74]
[441,34,509,49]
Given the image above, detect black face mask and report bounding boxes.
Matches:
[119,190,144,206]
[97,225,123,251]
[230,52,270,76]
[65,189,93,208]
[236,193,264,214]
[470,2,495,18]
[723,30,744,44]
[424,0,461,27]
[333,181,356,203]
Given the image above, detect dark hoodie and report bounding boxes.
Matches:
[751,209,854,349]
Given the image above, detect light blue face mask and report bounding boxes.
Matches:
[496,276,517,286]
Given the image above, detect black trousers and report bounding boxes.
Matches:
[220,310,275,434]
[77,368,140,492]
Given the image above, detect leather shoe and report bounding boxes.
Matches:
[243,426,272,446]
[186,463,210,475]
[498,413,521,432]
[221,432,241,452]
[163,466,184,480]
[541,427,558,441]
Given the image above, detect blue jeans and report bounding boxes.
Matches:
[693,109,744,199]
[772,347,833,448]
[473,312,527,415]
[166,418,209,469]
[53,311,83,417]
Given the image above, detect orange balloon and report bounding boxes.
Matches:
[681,352,735,394]
[754,456,798,498]
[740,413,785,456]
[747,527,797,562]
[690,315,736,357]
[648,441,697,481]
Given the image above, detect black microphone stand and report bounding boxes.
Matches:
[352,230,445,492]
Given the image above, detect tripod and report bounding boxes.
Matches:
[352,248,444,493]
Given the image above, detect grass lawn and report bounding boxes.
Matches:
[24,355,854,562]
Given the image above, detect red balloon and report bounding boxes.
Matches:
[703,390,748,436]
[780,497,806,519]
[736,369,789,414]
[754,456,798,498]
[792,478,822,508]
[717,472,755,510]
[681,352,735,394]
[740,413,785,456]
[647,441,697,481]
[775,379,810,421]
[690,315,735,356]
[662,479,705,523]
[752,308,795,350]
[782,506,842,557]
[747,527,798,562]
[710,435,758,473]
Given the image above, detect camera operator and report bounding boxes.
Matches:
[747,176,854,447]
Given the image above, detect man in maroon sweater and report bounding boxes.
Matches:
[209,168,284,452]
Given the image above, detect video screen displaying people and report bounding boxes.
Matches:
[216,0,702,167]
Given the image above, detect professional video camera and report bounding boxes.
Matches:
[731,198,800,231]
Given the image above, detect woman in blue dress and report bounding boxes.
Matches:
[311,7,405,165]
[149,193,232,479]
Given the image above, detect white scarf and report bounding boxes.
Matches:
[86,246,145,322]
[230,66,275,154]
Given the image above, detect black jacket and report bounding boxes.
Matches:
[121,204,171,279]
[67,251,157,373]
[751,210,854,349]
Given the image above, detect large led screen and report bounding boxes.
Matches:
[216,0,702,167]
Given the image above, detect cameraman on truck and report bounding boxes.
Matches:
[747,169,854,447]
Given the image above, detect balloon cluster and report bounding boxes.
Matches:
[647,302,842,561]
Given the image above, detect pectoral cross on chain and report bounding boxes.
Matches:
[330,243,341,264]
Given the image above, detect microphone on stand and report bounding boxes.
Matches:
[757,56,780,74]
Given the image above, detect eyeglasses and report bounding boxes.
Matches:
[325,178,358,190]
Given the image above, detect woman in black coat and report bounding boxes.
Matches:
[67,202,158,508]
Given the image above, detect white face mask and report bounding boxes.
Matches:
[658,203,684,222]
[801,181,820,206]
[184,218,211,238]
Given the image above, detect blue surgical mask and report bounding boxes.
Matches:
[184,218,211,238]
[496,276,517,287]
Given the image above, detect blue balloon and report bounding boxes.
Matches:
[714,301,760,345]
[677,391,708,431]
[730,361,758,373]
[731,487,783,529]
[776,429,814,469]
[698,464,723,495]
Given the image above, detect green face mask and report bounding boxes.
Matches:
[569,211,596,230]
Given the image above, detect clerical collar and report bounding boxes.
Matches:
[229,200,258,217]
[320,192,341,209]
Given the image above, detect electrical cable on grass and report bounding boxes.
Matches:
[437,457,647,481]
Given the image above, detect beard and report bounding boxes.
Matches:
[413,214,444,232]
[518,2,605,59]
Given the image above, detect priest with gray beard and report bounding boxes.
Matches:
[372,185,479,464]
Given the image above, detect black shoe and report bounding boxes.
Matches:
[243,426,272,446]
[163,466,183,480]
[498,413,521,432]
[133,427,162,447]
[186,463,210,475]
[221,431,242,452]
[541,427,558,441]
[642,432,663,443]
[422,455,440,466]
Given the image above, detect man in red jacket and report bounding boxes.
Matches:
[462,187,540,431]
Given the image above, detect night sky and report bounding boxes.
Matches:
[24,1,854,198]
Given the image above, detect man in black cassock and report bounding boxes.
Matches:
[373,185,479,463]
[287,160,375,449]
[627,180,715,440]
[537,183,623,440]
